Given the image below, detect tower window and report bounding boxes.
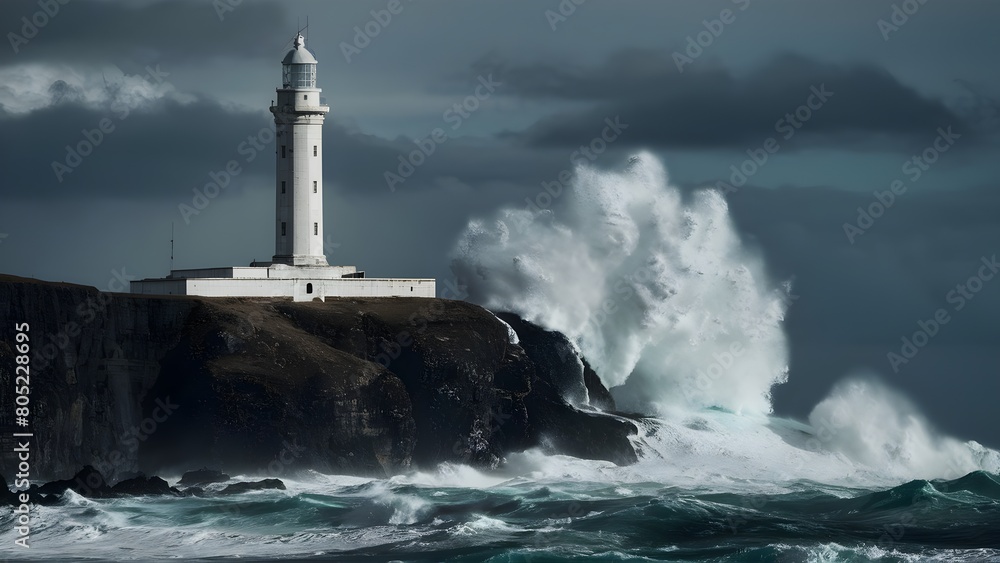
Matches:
[306,283,313,294]
[313,145,317,157]
[313,181,317,193]
[281,181,286,194]
[304,95,308,100]
[281,222,286,236]
[314,222,318,235]
[281,145,286,158]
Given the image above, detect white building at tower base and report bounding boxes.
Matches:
[131,264,435,301]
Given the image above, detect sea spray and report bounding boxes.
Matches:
[451,151,1000,482]
[451,152,790,415]
[809,376,1000,480]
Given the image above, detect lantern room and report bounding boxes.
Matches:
[281,34,317,89]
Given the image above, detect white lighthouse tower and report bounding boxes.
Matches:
[131,31,435,301]
[270,34,329,267]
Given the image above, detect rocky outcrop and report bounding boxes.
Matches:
[497,312,618,411]
[496,313,590,406]
[0,275,637,482]
[496,313,636,464]
[219,478,285,495]
[30,465,110,498]
[0,465,284,504]
[110,475,178,496]
[178,468,229,487]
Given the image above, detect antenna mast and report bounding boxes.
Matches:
[295,16,308,40]
[170,222,174,272]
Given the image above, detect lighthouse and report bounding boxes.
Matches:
[270,34,329,267]
[131,31,435,301]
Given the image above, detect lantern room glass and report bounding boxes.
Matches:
[283,63,316,89]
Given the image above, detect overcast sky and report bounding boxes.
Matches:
[1,0,998,446]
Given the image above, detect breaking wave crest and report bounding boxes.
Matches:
[452,152,789,416]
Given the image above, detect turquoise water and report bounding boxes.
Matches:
[5,413,999,562]
[3,470,999,561]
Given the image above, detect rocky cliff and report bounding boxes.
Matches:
[0,275,637,482]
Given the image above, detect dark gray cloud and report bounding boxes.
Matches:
[0,94,585,203]
[0,97,273,200]
[487,52,971,152]
[1,0,287,65]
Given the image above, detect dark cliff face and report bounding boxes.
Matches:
[0,276,195,482]
[0,275,636,481]
[496,312,637,465]
[136,298,417,478]
[496,312,617,412]
[272,299,531,470]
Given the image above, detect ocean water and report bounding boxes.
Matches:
[6,153,998,561]
[4,411,1000,561]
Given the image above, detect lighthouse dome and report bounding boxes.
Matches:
[282,34,317,65]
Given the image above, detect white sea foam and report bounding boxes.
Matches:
[451,152,1000,484]
[808,375,1000,480]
